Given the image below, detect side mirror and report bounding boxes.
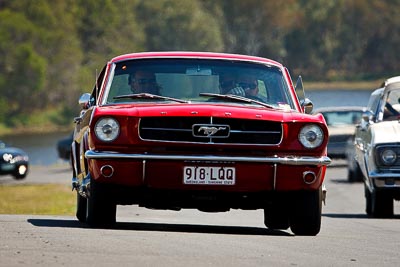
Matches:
[360,111,374,130]
[78,93,92,109]
[294,75,312,113]
[362,111,374,122]
[301,98,314,114]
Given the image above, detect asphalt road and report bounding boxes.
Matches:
[1,161,399,266]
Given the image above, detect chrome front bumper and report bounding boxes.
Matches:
[369,172,400,188]
[85,150,331,166]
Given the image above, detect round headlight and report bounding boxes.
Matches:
[381,149,397,165]
[298,124,324,149]
[95,117,120,142]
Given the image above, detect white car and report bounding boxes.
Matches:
[313,106,364,159]
[354,76,400,217]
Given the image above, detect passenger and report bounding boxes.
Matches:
[238,74,266,102]
[219,73,245,96]
[128,70,159,94]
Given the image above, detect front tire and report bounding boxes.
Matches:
[264,194,290,230]
[365,184,372,215]
[289,188,322,236]
[86,178,116,228]
[371,190,393,218]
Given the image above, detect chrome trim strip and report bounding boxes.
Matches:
[368,172,400,188]
[142,160,146,182]
[374,179,400,188]
[368,172,400,179]
[273,163,277,190]
[85,150,331,166]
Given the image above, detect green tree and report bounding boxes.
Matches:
[204,0,297,61]
[285,0,400,80]
[1,0,84,112]
[357,0,400,76]
[0,10,46,125]
[75,0,146,98]
[135,0,224,51]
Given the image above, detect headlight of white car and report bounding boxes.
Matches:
[298,124,324,149]
[381,149,397,165]
[95,117,120,142]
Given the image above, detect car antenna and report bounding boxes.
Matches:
[95,69,98,102]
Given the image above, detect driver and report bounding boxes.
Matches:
[128,70,159,94]
[219,73,245,96]
[237,74,267,102]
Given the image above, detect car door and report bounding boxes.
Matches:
[355,92,381,179]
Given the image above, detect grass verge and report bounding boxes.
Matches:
[0,184,75,215]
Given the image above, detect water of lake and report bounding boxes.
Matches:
[0,89,373,166]
[1,130,72,166]
[306,89,373,110]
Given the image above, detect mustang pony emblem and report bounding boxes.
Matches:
[198,126,227,137]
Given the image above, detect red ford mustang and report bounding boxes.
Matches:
[71,51,330,235]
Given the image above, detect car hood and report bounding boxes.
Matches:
[371,121,400,143]
[95,103,324,123]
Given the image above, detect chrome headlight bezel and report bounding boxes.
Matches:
[94,117,120,142]
[380,148,397,166]
[298,124,324,149]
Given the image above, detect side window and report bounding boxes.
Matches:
[91,66,107,106]
[383,90,400,121]
[387,90,400,111]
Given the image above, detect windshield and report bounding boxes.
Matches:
[102,58,295,110]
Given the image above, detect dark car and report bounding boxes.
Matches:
[313,106,365,159]
[354,76,400,217]
[0,140,29,179]
[57,133,73,161]
[71,51,330,235]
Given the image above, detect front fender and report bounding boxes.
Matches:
[78,131,90,179]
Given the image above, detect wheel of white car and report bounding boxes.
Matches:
[365,184,372,215]
[371,190,393,218]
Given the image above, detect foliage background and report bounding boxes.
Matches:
[0,0,399,131]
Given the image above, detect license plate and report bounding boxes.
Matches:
[183,166,235,185]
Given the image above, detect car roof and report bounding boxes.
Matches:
[313,106,366,113]
[385,79,400,92]
[109,51,283,67]
[373,76,400,95]
[384,76,400,87]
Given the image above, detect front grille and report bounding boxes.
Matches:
[139,117,282,145]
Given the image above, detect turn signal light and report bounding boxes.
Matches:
[100,165,114,178]
[303,171,316,184]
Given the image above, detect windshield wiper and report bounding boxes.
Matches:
[113,93,189,103]
[199,93,274,109]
